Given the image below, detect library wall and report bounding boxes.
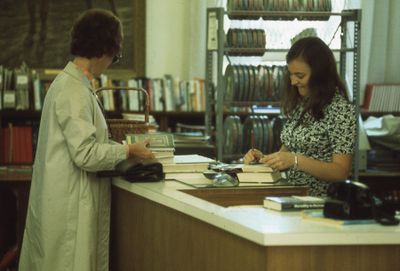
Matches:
[0,0,145,75]
[146,0,206,80]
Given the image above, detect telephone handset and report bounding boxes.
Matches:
[324,180,399,226]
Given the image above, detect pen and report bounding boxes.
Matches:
[251,129,254,151]
[250,129,258,165]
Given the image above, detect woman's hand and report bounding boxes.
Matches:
[260,151,295,171]
[127,138,155,160]
[243,148,264,164]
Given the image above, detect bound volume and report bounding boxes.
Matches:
[126,132,175,163]
[237,164,281,183]
[264,196,325,211]
[126,132,175,150]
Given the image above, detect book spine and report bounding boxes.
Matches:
[282,203,325,210]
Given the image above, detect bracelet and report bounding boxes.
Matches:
[293,153,298,170]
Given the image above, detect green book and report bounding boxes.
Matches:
[126,132,175,150]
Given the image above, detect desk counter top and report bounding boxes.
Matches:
[112,178,400,247]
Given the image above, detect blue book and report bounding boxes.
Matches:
[302,210,376,226]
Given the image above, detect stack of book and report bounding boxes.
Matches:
[163,154,215,173]
[173,131,210,146]
[126,132,175,163]
[236,164,282,184]
[363,84,400,112]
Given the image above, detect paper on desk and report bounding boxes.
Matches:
[165,173,213,188]
[173,154,215,164]
[165,173,277,188]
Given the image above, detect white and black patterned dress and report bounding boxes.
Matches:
[280,93,356,196]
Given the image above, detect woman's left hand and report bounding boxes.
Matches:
[260,152,295,171]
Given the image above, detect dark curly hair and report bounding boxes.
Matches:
[70,8,122,58]
[281,37,348,120]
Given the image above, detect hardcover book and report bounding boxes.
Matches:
[236,171,282,183]
[126,132,175,150]
[264,196,325,211]
[162,155,215,173]
[241,163,273,173]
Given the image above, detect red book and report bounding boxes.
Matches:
[12,126,21,163]
[6,125,13,163]
[25,126,34,163]
[362,84,374,111]
[0,128,6,163]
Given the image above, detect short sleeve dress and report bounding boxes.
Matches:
[280,93,356,196]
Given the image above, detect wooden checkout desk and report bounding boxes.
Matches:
[110,178,400,271]
[1,169,399,271]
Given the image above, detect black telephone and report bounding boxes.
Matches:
[324,180,399,226]
[97,158,165,182]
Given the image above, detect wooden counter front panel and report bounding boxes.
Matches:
[110,187,400,271]
[110,187,268,271]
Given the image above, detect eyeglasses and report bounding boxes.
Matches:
[112,53,122,64]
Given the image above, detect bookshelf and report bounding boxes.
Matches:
[205,5,362,173]
[0,66,211,166]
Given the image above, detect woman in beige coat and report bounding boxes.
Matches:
[19,9,154,271]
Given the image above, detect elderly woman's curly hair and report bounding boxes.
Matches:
[70,9,123,59]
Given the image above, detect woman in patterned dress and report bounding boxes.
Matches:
[244,37,356,196]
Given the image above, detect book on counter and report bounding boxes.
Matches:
[126,132,176,164]
[236,171,282,183]
[302,210,376,226]
[241,163,273,173]
[238,163,281,183]
[263,196,325,211]
[126,132,175,150]
[162,154,215,173]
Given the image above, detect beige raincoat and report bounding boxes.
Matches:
[18,62,127,271]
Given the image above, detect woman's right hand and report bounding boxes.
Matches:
[243,148,264,164]
[127,138,155,160]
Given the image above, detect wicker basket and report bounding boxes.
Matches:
[95,87,154,143]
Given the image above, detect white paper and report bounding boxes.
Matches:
[173,154,215,164]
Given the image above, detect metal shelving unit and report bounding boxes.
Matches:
[205,7,361,178]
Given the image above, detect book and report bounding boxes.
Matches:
[14,68,30,110]
[126,132,175,150]
[162,154,215,173]
[241,164,274,173]
[152,151,174,164]
[236,171,282,183]
[263,196,325,211]
[363,84,400,112]
[162,162,210,173]
[302,210,376,226]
